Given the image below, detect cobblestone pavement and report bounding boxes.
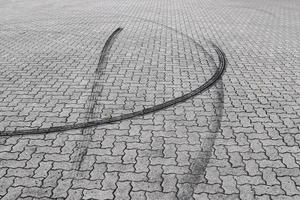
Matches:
[0,0,299,199]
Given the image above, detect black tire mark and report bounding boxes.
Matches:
[0,43,226,137]
[177,47,226,200]
[71,27,123,169]
[96,27,122,73]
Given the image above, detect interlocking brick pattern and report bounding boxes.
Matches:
[0,0,300,199]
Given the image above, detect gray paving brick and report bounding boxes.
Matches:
[90,163,107,180]
[102,172,118,190]
[278,176,300,195]
[253,185,285,196]
[52,178,72,198]
[72,179,102,189]
[130,191,146,200]
[21,187,52,198]
[238,184,255,200]
[6,168,34,177]
[114,181,131,200]
[132,181,161,192]
[0,177,14,196]
[221,176,239,194]
[205,166,221,184]
[82,189,114,200]
[13,177,42,187]
[261,168,280,185]
[1,186,22,200]
[66,189,83,200]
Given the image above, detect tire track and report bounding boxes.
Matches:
[70,27,123,169]
[178,68,225,200]
[0,38,226,137]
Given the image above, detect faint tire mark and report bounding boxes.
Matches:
[70,27,123,169]
[177,45,226,200]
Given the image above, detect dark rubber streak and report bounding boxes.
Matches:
[72,27,123,169]
[96,27,123,74]
[178,43,226,199]
[0,44,226,136]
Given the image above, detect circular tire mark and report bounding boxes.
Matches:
[0,36,227,137]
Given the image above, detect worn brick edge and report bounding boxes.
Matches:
[0,43,227,136]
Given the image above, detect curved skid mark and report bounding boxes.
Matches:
[177,45,226,199]
[96,27,123,74]
[71,27,123,170]
[0,42,226,136]
[190,80,224,177]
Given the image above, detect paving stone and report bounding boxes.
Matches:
[274,168,300,177]
[238,184,255,200]
[66,189,83,200]
[73,179,102,189]
[163,165,190,174]
[148,165,163,182]
[13,177,42,187]
[114,181,131,200]
[1,186,22,200]
[82,189,114,200]
[177,183,194,199]
[52,178,72,198]
[194,183,224,194]
[43,170,62,188]
[220,176,239,194]
[1,160,26,168]
[0,152,19,160]
[146,192,177,200]
[193,193,210,200]
[228,152,244,167]
[208,193,240,200]
[21,187,52,198]
[132,181,161,192]
[130,191,146,200]
[96,155,122,164]
[176,151,190,166]
[87,165,103,181]
[253,185,285,196]
[205,166,221,184]
[271,195,300,200]
[219,167,247,176]
[150,157,177,165]
[0,177,14,196]
[123,149,137,164]
[244,160,261,176]
[162,174,177,193]
[261,168,280,185]
[278,176,300,195]
[6,168,34,177]
[33,161,52,178]
[0,168,7,178]
[25,153,44,168]
[119,172,147,182]
[280,153,299,168]
[102,172,118,190]
[235,175,265,185]
[135,157,150,173]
